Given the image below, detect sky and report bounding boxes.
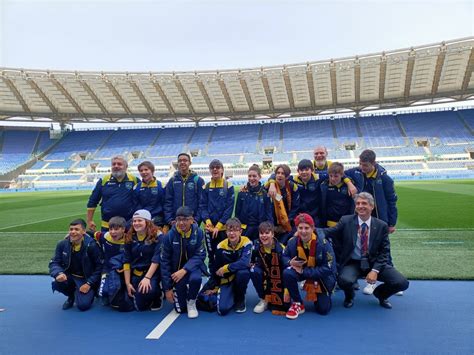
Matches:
[1,0,473,72]
[0,0,473,128]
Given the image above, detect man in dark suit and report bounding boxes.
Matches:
[325,192,409,309]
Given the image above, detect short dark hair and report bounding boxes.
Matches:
[70,218,86,229]
[359,149,376,164]
[297,159,313,171]
[328,162,344,175]
[176,206,194,218]
[226,217,242,230]
[177,152,192,162]
[108,216,127,229]
[138,161,155,173]
[258,221,274,234]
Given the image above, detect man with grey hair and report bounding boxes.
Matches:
[325,192,409,309]
[87,155,139,232]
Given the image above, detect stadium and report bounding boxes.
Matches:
[1,2,473,354]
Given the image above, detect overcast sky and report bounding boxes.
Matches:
[1,0,473,72]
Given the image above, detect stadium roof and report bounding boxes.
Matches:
[1,37,473,124]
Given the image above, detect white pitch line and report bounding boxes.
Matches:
[421,241,465,245]
[145,309,180,340]
[0,213,82,231]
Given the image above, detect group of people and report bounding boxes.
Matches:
[49,147,409,319]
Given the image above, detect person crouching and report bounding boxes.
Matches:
[49,218,102,311]
[161,206,207,319]
[282,213,337,319]
[215,218,252,315]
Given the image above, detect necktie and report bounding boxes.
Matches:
[360,223,368,256]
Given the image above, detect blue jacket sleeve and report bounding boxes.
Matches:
[151,235,163,265]
[235,191,243,222]
[132,183,141,211]
[86,241,103,286]
[289,184,300,222]
[301,239,336,281]
[199,185,210,223]
[382,174,398,227]
[123,243,132,265]
[164,177,175,224]
[87,179,103,208]
[183,231,206,272]
[49,241,66,278]
[220,185,235,225]
[160,233,173,291]
[228,243,252,272]
[345,168,364,193]
[195,177,205,224]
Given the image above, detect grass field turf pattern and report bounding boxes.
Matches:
[0,180,473,278]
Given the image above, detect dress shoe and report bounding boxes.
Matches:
[62,296,74,310]
[343,298,354,308]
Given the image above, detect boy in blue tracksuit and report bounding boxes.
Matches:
[49,219,103,311]
[215,218,252,315]
[134,161,166,228]
[250,221,290,314]
[345,150,398,231]
[164,153,205,226]
[200,159,235,279]
[235,164,273,241]
[93,216,133,311]
[292,159,321,224]
[161,206,207,318]
[87,156,139,231]
[283,214,337,319]
[318,162,356,228]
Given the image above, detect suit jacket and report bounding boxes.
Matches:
[325,215,391,273]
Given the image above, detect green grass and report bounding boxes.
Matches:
[0,180,473,278]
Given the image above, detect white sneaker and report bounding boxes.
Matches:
[395,291,404,296]
[253,299,268,314]
[363,283,377,295]
[187,299,198,319]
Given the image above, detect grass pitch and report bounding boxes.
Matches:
[0,180,473,278]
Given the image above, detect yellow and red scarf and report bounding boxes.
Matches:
[273,182,292,232]
[296,233,322,301]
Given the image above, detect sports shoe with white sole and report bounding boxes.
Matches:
[286,302,305,320]
[363,283,377,295]
[253,299,268,314]
[187,299,199,319]
[395,291,404,296]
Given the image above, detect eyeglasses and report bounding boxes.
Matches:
[210,166,222,170]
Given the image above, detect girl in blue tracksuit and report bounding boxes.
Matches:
[235,164,273,241]
[123,209,163,311]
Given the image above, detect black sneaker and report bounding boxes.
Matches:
[62,296,74,310]
[150,296,163,311]
[234,300,246,313]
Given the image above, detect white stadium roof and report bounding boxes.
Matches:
[1,37,473,124]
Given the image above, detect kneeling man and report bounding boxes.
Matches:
[325,192,409,309]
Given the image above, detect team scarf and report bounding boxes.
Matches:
[258,238,287,315]
[273,181,292,232]
[296,232,322,301]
